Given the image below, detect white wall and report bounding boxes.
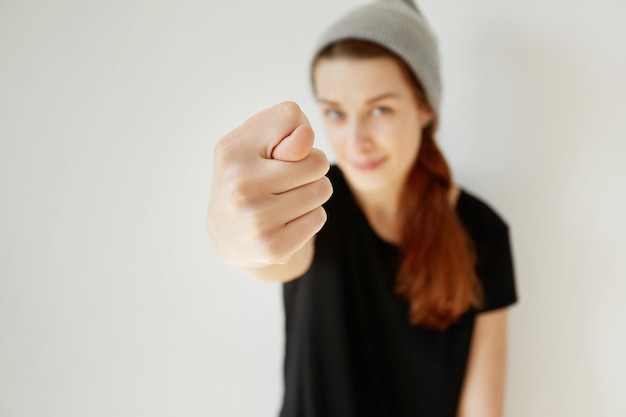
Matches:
[1,0,625,416]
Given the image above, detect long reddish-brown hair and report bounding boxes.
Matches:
[314,40,483,329]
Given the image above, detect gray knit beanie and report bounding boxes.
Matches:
[313,0,442,115]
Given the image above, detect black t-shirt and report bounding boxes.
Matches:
[280,165,517,417]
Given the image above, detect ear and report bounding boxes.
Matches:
[418,105,434,129]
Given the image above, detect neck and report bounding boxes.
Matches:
[351,182,405,244]
[354,188,400,218]
[349,178,460,246]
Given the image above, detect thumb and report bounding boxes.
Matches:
[270,125,314,162]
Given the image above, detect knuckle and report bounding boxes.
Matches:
[311,206,328,228]
[250,209,273,237]
[214,134,238,164]
[317,176,333,201]
[276,101,310,128]
[260,232,290,265]
[308,149,330,175]
[224,176,256,210]
[278,101,302,118]
[310,178,329,203]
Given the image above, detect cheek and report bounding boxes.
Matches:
[393,120,423,164]
[404,137,421,166]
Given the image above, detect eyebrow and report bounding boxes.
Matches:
[317,92,400,105]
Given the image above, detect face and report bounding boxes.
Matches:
[313,56,433,198]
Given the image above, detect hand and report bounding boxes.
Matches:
[207,102,332,269]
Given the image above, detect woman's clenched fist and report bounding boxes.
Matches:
[207,102,333,270]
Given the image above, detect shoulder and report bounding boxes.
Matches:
[456,188,518,312]
[456,188,510,243]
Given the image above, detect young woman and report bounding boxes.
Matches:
[207,1,517,416]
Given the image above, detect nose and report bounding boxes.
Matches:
[346,117,373,151]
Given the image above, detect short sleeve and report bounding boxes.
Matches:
[478,225,518,312]
[456,190,518,313]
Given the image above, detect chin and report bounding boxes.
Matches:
[343,167,391,193]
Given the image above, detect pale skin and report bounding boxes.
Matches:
[207,101,328,282]
[207,56,509,417]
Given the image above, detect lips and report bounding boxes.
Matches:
[352,157,386,171]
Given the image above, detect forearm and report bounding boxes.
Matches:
[457,309,509,417]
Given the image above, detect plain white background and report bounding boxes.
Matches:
[1,0,625,416]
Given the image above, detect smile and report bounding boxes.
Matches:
[352,158,386,171]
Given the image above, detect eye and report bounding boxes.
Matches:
[324,109,344,120]
[372,106,391,116]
